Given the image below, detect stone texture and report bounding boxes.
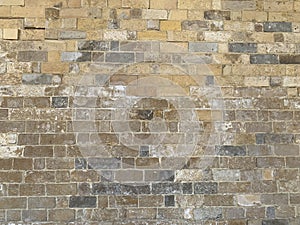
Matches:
[229,43,257,53]
[250,54,279,64]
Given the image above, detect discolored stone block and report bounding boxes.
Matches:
[204,10,230,20]
[194,182,218,194]
[189,42,218,52]
[61,52,91,62]
[216,146,246,156]
[165,195,175,207]
[18,51,47,62]
[182,20,209,31]
[262,219,289,225]
[194,207,222,220]
[263,22,292,32]
[105,52,135,63]
[250,54,279,64]
[229,43,257,53]
[59,31,86,39]
[22,74,52,85]
[78,41,109,50]
[52,97,68,108]
[279,55,300,64]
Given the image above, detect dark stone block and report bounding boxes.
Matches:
[266,207,275,219]
[250,54,279,64]
[194,182,217,194]
[216,146,246,156]
[274,33,284,42]
[52,97,68,108]
[229,43,257,53]
[165,195,175,207]
[110,41,119,51]
[279,55,300,64]
[88,158,121,169]
[204,10,230,20]
[138,110,154,120]
[255,133,265,144]
[78,41,109,51]
[75,158,87,169]
[105,52,135,63]
[152,183,182,194]
[18,51,48,62]
[263,22,292,32]
[69,196,97,208]
[262,219,289,225]
[182,183,193,194]
[92,52,104,62]
[22,74,52,85]
[130,9,142,19]
[140,146,149,157]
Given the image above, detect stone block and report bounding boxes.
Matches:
[3,29,18,40]
[61,52,91,62]
[204,10,230,20]
[194,182,218,194]
[189,42,218,52]
[182,20,209,31]
[229,43,257,53]
[150,0,177,9]
[69,196,97,208]
[250,54,279,64]
[263,22,292,32]
[59,31,86,40]
[160,21,181,31]
[216,145,246,156]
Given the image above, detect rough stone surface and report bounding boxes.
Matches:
[0,0,299,224]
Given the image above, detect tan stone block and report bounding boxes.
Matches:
[160,42,188,53]
[264,1,293,12]
[42,62,69,74]
[169,10,187,20]
[0,6,10,16]
[212,0,221,9]
[3,29,18,40]
[20,29,44,40]
[0,0,24,5]
[0,19,22,28]
[160,21,181,31]
[244,76,270,87]
[242,11,267,22]
[138,31,167,40]
[24,18,45,28]
[224,21,254,31]
[122,0,149,8]
[142,9,168,19]
[178,0,211,10]
[45,40,67,51]
[150,0,177,9]
[86,30,103,40]
[167,30,198,41]
[11,6,45,17]
[67,0,81,7]
[187,10,204,20]
[204,31,232,42]
[60,8,89,18]
[120,20,147,30]
[66,40,77,51]
[78,18,106,30]
[108,0,122,8]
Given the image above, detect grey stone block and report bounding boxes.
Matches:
[88,158,121,169]
[69,196,96,208]
[105,52,134,63]
[22,74,52,85]
[18,51,48,62]
[60,31,86,39]
[152,183,182,194]
[189,42,218,52]
[61,52,91,62]
[263,22,292,32]
[92,183,150,195]
[78,41,109,51]
[182,20,209,31]
[229,43,257,53]
[216,146,246,156]
[262,219,289,225]
[194,207,222,220]
[165,195,175,207]
[250,54,279,64]
[194,182,217,194]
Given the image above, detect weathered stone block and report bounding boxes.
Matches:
[22,74,52,85]
[182,20,209,31]
[69,196,96,208]
[59,31,86,40]
[216,146,246,156]
[262,219,289,225]
[18,51,47,62]
[105,52,134,63]
[250,54,279,64]
[78,41,109,51]
[194,182,217,194]
[204,10,230,20]
[189,42,218,52]
[263,22,292,32]
[152,183,182,194]
[229,43,257,53]
[142,9,168,19]
[194,207,222,220]
[61,52,91,62]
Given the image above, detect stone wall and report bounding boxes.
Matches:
[0,0,299,224]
